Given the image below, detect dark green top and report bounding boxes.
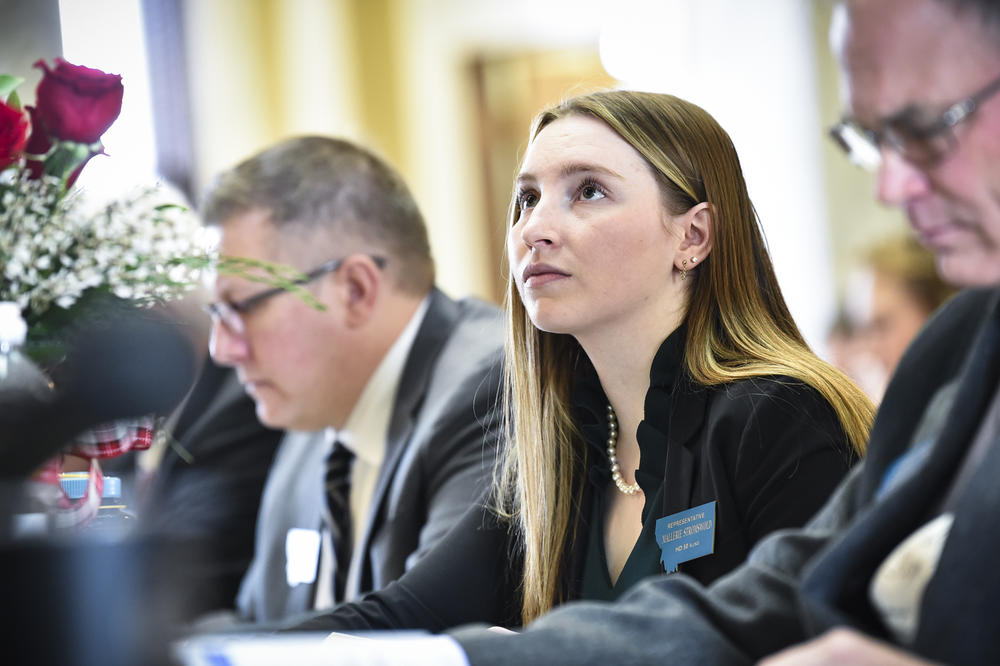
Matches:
[580,483,667,601]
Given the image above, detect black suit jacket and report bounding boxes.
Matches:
[451,288,1000,665]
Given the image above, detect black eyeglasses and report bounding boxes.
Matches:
[829,72,1000,171]
[205,255,387,335]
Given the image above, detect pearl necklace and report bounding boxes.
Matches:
[606,404,641,496]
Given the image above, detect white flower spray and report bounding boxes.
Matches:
[0,170,212,325]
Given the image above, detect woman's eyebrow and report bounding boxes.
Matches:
[516,162,624,185]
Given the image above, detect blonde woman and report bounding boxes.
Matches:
[288,90,874,632]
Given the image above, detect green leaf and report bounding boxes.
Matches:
[214,254,328,312]
[154,203,188,212]
[0,74,24,102]
[168,436,195,464]
[42,141,94,183]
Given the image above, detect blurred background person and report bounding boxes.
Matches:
[823,306,884,402]
[830,235,956,402]
[202,135,505,624]
[858,235,956,391]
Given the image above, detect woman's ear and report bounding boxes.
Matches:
[333,254,381,328]
[674,201,714,269]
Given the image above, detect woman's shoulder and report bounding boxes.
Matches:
[699,374,855,488]
[709,374,829,410]
[700,374,843,440]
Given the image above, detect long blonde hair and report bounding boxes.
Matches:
[494,90,875,624]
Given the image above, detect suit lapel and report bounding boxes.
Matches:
[800,292,1000,636]
[350,289,458,593]
[660,381,706,517]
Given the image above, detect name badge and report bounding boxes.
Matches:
[655,500,716,573]
[285,527,321,586]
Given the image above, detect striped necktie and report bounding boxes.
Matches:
[324,439,355,601]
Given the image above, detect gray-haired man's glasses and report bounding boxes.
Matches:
[205,255,387,335]
[829,72,1000,171]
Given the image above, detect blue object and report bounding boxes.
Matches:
[656,500,717,573]
[876,437,934,500]
[59,475,122,500]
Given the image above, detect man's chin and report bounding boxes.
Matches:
[253,402,290,430]
[936,251,1000,288]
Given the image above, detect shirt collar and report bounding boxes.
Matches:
[330,296,430,465]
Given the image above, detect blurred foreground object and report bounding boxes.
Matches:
[0,307,200,666]
[0,531,225,666]
[0,305,197,493]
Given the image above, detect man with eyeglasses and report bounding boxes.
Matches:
[198,135,504,624]
[360,0,1000,663]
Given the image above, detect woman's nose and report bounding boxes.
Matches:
[517,199,559,250]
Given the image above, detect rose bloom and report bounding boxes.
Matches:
[0,100,28,170]
[33,58,123,144]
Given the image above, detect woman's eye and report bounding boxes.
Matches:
[579,183,606,201]
[518,191,539,210]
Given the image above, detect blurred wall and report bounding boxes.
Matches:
[182,0,365,195]
[0,0,62,92]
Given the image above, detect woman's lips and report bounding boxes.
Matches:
[525,272,569,287]
[522,263,569,287]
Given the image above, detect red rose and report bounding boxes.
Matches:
[33,58,123,144]
[0,100,28,170]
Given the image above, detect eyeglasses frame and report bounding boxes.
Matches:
[829,72,1000,170]
[205,254,388,335]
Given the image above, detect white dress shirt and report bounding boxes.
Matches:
[313,297,429,608]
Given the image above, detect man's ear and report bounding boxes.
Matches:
[335,254,382,328]
[674,201,714,269]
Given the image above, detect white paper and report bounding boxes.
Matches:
[285,527,321,586]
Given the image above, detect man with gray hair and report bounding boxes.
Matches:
[202,136,504,621]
